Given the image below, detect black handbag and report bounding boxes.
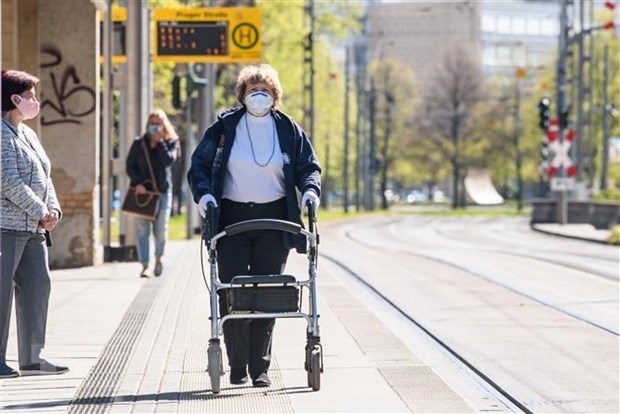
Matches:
[121,139,161,221]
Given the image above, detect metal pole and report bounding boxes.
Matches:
[102,0,113,249]
[513,76,523,211]
[343,47,350,213]
[185,88,194,239]
[600,45,610,191]
[367,78,376,211]
[575,0,585,186]
[587,0,596,191]
[556,0,568,224]
[354,41,366,212]
[309,0,315,144]
[302,0,315,144]
[123,0,149,255]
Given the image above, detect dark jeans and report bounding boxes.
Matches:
[217,198,289,377]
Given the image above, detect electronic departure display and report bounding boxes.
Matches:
[157,21,228,57]
[153,8,261,63]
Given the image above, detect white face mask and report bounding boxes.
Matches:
[245,91,274,117]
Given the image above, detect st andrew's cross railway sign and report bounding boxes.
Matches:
[546,118,577,178]
[153,8,261,63]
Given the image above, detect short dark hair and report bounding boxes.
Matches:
[1,69,39,112]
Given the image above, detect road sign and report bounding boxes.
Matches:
[546,117,559,142]
[547,127,577,177]
[98,7,127,64]
[550,177,575,191]
[153,8,261,63]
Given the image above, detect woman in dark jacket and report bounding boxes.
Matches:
[126,109,179,277]
[187,64,321,388]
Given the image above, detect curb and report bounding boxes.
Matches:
[530,224,612,245]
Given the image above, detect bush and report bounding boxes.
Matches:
[608,225,620,245]
[593,188,620,201]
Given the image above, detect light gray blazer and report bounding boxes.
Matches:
[1,120,61,233]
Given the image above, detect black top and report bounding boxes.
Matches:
[126,135,179,193]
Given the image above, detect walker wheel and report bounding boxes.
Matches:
[208,341,223,394]
[308,346,322,391]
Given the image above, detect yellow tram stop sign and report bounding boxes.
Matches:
[98,7,127,64]
[153,8,261,63]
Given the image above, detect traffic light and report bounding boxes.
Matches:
[186,72,207,96]
[172,75,181,109]
[560,105,570,129]
[537,97,551,131]
[539,137,550,177]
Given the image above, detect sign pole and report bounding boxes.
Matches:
[556,0,569,224]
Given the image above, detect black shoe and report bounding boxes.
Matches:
[252,372,270,387]
[230,368,248,385]
[0,362,19,379]
[19,360,69,376]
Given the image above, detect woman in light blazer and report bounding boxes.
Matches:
[0,69,68,378]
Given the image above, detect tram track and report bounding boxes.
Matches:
[319,252,534,414]
[430,226,618,281]
[317,216,618,413]
[341,223,618,336]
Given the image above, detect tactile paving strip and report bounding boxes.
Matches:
[379,365,474,413]
[67,279,162,413]
[178,290,294,413]
[320,261,475,413]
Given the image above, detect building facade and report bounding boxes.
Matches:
[367,1,481,88]
[481,0,560,78]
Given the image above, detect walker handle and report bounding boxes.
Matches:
[306,199,316,235]
[224,219,302,237]
[201,201,217,244]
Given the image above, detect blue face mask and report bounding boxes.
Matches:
[148,124,161,135]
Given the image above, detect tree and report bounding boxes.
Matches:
[368,59,416,209]
[416,44,483,209]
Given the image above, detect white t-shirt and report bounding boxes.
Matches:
[222,113,285,203]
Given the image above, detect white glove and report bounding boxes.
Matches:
[198,194,218,218]
[300,190,320,214]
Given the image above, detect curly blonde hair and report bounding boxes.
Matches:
[235,64,283,110]
[145,109,178,141]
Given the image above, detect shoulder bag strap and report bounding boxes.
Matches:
[141,138,159,193]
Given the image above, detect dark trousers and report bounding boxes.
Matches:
[217,198,289,377]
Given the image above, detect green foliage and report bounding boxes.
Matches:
[593,187,620,201]
[608,225,620,245]
[367,59,418,195]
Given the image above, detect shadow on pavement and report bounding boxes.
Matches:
[1,386,314,411]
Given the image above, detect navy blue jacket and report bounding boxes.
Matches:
[187,107,321,252]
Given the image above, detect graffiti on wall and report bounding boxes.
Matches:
[40,44,96,126]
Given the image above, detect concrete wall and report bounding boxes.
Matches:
[531,199,620,230]
[38,0,100,268]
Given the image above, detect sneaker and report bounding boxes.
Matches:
[252,372,270,387]
[154,259,163,277]
[230,368,248,385]
[0,362,19,379]
[20,360,69,376]
[140,262,150,278]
